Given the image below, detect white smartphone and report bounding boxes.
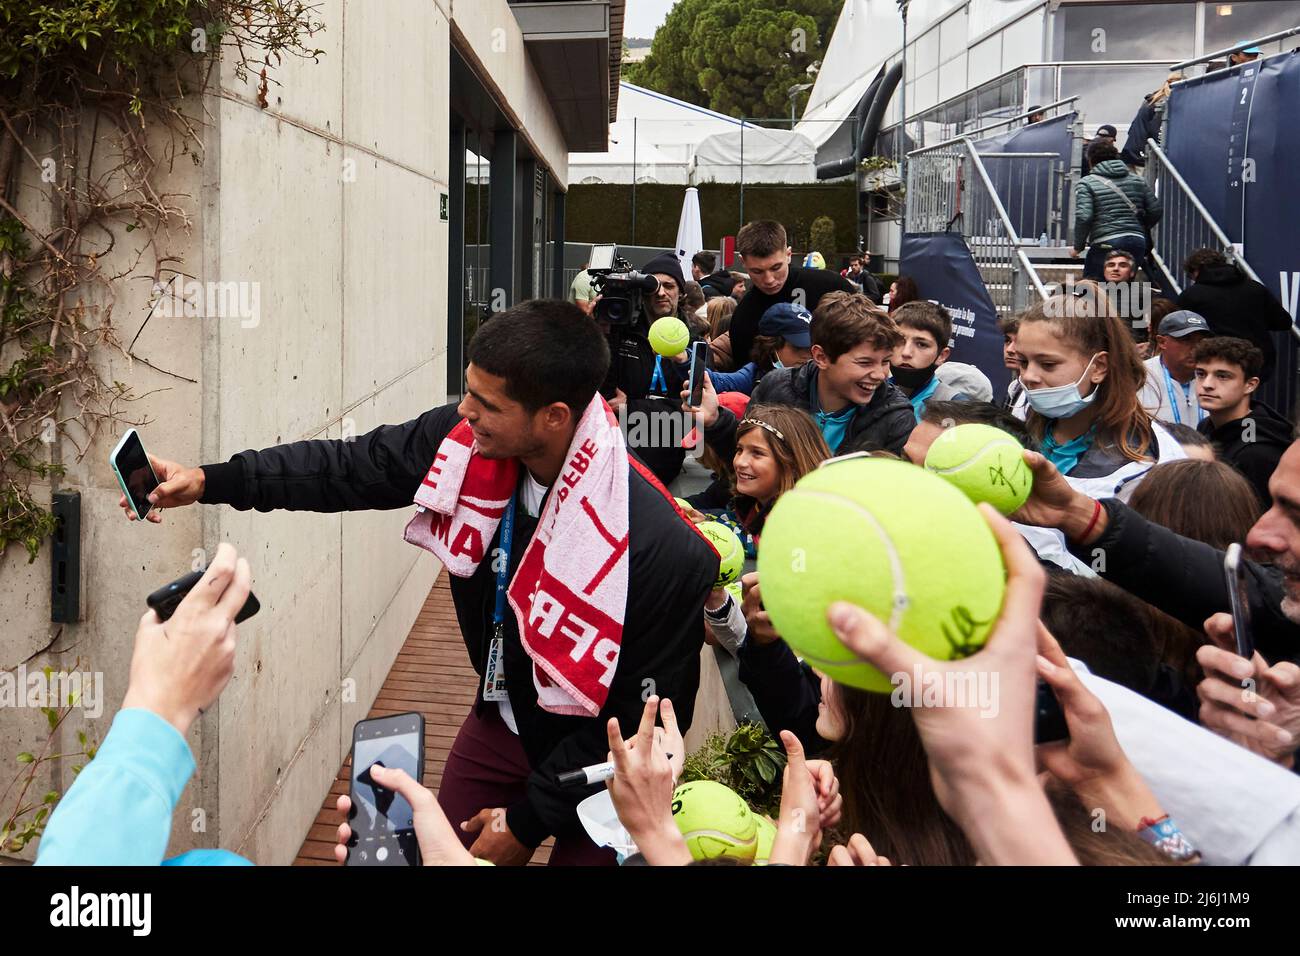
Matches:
[1223,543,1255,661]
[109,429,160,521]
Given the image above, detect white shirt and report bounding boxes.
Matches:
[1075,660,1300,865]
[498,471,551,735]
[1138,354,1203,428]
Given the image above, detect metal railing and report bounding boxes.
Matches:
[907,136,1049,314]
[1171,25,1300,75]
[1143,141,1300,343]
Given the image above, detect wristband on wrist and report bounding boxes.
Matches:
[704,593,734,619]
[1137,814,1199,862]
[1078,498,1103,543]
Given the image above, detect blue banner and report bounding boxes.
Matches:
[1166,50,1300,411]
[900,232,1010,398]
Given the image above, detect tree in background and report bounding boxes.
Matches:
[626,0,840,123]
[809,215,838,260]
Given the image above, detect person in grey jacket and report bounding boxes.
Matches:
[1072,142,1162,280]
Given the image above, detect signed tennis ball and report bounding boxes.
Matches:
[648,316,690,357]
[697,520,745,587]
[756,457,1006,692]
[671,780,758,862]
[924,423,1032,515]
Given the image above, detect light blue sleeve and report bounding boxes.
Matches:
[35,708,195,866]
[707,362,757,395]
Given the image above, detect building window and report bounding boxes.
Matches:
[1204,2,1300,57]
[1055,2,1196,61]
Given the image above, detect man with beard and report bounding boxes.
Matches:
[1013,444,1300,768]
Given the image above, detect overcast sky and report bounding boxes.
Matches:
[624,0,678,39]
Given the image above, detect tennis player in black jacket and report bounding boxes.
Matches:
[118,300,718,865]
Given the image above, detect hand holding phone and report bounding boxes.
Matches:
[345,713,426,866]
[111,431,205,523]
[147,568,260,624]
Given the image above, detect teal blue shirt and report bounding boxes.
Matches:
[35,708,251,866]
[905,376,941,422]
[815,405,856,452]
[1042,425,1098,475]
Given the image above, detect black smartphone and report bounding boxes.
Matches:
[146,569,260,624]
[1034,678,1069,744]
[347,712,425,866]
[687,340,708,406]
[1223,543,1255,661]
[109,429,160,521]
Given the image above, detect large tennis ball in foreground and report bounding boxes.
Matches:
[756,458,1006,692]
[924,423,1032,515]
[648,316,690,357]
[671,780,758,862]
[696,520,745,587]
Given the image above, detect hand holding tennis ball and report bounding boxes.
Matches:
[757,458,1006,692]
[826,507,1076,865]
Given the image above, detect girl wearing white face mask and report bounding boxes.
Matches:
[1016,287,1185,496]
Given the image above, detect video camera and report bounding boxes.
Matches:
[587,244,659,327]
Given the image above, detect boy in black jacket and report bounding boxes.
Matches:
[1193,336,1293,509]
[119,300,718,865]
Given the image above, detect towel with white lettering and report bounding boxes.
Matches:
[403,395,629,716]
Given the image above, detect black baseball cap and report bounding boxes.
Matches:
[1159,310,1212,338]
[1097,124,1118,137]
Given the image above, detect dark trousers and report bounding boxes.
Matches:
[1083,234,1147,280]
[436,703,617,866]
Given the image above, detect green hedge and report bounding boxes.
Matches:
[565,182,860,259]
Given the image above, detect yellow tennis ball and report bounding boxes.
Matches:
[923,423,1033,515]
[756,458,1006,692]
[671,781,758,862]
[648,316,689,357]
[753,815,777,865]
[696,520,745,587]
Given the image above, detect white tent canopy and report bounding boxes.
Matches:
[691,127,818,184]
[567,82,757,185]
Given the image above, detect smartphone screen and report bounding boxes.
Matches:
[347,713,424,866]
[111,430,159,520]
[1033,679,1069,744]
[688,341,708,406]
[1223,543,1255,661]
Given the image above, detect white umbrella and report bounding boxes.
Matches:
[674,186,704,279]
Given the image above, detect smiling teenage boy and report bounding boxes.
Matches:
[889,300,968,420]
[689,291,913,457]
[1194,336,1293,509]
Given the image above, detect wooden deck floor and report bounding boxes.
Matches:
[293,574,553,865]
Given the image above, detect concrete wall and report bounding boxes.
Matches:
[3,0,570,865]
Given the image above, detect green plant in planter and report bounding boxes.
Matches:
[681,722,786,818]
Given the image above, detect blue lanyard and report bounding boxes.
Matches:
[1161,361,1203,426]
[493,488,518,629]
[650,354,666,394]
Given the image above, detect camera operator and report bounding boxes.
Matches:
[596,252,695,486]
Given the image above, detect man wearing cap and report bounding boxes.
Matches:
[1081,124,1118,176]
[1230,45,1263,67]
[598,251,693,485]
[1138,310,1212,428]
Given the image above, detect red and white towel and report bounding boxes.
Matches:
[403,396,630,716]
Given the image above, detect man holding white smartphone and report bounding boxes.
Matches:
[117,299,718,866]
